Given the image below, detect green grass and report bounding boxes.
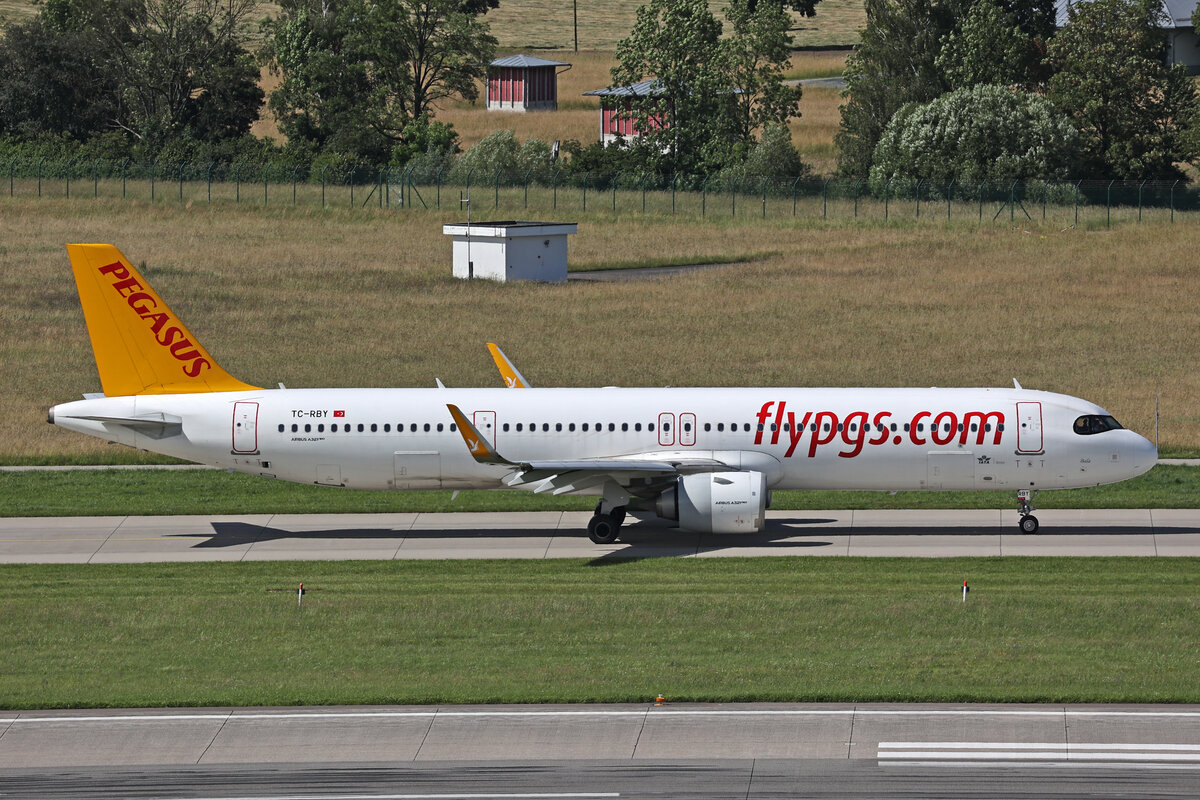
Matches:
[1,465,1195,517]
[1,557,1198,708]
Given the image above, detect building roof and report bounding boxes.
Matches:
[1055,0,1197,28]
[489,54,571,69]
[583,81,666,97]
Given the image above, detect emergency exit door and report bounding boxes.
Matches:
[1016,401,1043,453]
[232,402,259,453]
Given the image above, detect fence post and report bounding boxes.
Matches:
[37,157,45,198]
[264,162,270,205]
[465,167,474,211]
[977,180,985,222]
[121,159,129,199]
[1137,179,1146,223]
[915,178,924,218]
[671,173,678,214]
[1074,179,1081,226]
[1042,180,1048,221]
[234,163,242,203]
[551,169,559,210]
[206,162,215,203]
[524,169,532,208]
[730,176,738,217]
[179,162,186,202]
[292,166,300,205]
[852,178,861,218]
[945,179,954,220]
[1009,180,1017,222]
[93,159,100,198]
[582,171,589,211]
[611,171,621,213]
[702,174,711,217]
[493,167,501,210]
[640,172,648,213]
[9,157,15,197]
[761,176,768,218]
[1171,179,1179,222]
[884,177,892,221]
[1106,179,1114,229]
[799,176,810,217]
[151,160,158,201]
[436,166,445,209]
[65,158,72,198]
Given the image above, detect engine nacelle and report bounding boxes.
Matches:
[655,471,767,534]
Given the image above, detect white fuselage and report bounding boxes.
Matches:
[50,386,1157,495]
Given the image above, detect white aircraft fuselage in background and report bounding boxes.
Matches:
[49,245,1157,543]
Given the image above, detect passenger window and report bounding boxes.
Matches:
[318,424,325,432]
[384,424,391,432]
[704,423,710,432]
[370,423,377,432]
[503,423,510,432]
[450,424,457,432]
[635,423,642,431]
[291,424,298,432]
[423,423,430,432]
[437,423,443,432]
[649,423,655,431]
[556,423,562,432]
[685,422,692,432]
[358,423,365,432]
[569,423,576,432]
[543,423,550,432]
[304,424,311,432]
[516,423,523,432]
[410,424,417,432]
[622,423,629,432]
[717,423,724,432]
[278,424,284,433]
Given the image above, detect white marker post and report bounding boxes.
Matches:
[962,580,969,603]
[298,582,305,608]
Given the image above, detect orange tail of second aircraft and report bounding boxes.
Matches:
[66,244,260,396]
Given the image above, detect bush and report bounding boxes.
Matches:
[869,85,1081,192]
[447,130,555,185]
[716,123,811,188]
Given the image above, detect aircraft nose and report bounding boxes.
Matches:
[1128,432,1158,475]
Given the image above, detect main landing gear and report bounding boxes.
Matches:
[587,502,627,544]
[1017,489,1039,534]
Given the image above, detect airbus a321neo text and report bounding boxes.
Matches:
[49,245,1157,543]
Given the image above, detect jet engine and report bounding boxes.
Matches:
[655,471,767,533]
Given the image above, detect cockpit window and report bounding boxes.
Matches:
[1073,415,1124,435]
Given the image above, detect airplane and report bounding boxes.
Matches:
[49,244,1158,544]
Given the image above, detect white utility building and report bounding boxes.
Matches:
[443,220,578,283]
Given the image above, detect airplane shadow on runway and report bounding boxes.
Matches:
[174,518,1200,558]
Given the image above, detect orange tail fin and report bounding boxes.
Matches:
[66,244,260,396]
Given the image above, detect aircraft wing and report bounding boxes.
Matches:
[446,404,734,497]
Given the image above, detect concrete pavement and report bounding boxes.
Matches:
[2,508,1200,562]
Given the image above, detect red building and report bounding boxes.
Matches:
[486,55,571,112]
[582,81,669,144]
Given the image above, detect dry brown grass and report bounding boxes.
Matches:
[3,197,1198,460]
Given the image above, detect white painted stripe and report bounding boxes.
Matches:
[6,708,1200,726]
[879,742,1200,751]
[882,751,1200,762]
[145,794,618,800]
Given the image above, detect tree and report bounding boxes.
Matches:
[835,0,964,176]
[610,0,802,173]
[724,0,803,145]
[264,0,495,161]
[868,84,1079,187]
[1047,0,1199,178]
[935,1,1042,89]
[611,0,727,172]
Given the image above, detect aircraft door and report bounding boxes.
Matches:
[1016,402,1043,453]
[658,412,675,446]
[232,401,258,453]
[473,410,497,448]
[679,412,697,446]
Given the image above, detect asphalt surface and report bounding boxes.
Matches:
[3,704,1199,798]
[2,508,1199,562]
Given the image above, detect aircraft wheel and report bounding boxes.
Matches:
[587,514,620,544]
[1019,515,1039,535]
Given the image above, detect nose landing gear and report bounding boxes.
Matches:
[1017,489,1039,534]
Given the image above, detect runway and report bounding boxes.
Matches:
[2,509,1200,563]
[3,704,1199,798]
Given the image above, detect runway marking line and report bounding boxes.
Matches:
[141,794,619,800]
[879,741,1200,762]
[7,708,1200,725]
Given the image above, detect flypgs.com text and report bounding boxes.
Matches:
[754,401,1006,459]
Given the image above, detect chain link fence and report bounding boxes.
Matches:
[6,157,1199,226]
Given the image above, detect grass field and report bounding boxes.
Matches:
[1,557,1198,708]
[4,198,1197,465]
[1,465,1196,517]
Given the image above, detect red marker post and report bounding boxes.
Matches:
[962,580,969,603]
[298,582,305,607]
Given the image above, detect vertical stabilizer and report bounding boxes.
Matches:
[66,244,260,396]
